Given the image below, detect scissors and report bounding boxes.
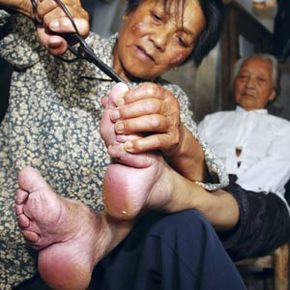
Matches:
[31,0,127,84]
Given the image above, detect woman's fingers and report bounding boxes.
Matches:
[37,0,59,18]
[110,89,180,124]
[114,114,168,135]
[123,83,169,104]
[37,19,89,55]
[36,0,89,55]
[109,82,183,154]
[113,113,181,154]
[109,98,161,122]
[38,0,89,25]
[37,27,68,55]
[124,133,179,154]
[44,13,89,36]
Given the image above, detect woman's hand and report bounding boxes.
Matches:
[109,82,183,155]
[108,82,205,181]
[36,0,89,55]
[0,0,32,16]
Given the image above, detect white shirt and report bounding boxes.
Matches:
[198,106,290,211]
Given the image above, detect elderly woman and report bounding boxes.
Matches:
[0,0,246,289]
[198,54,290,260]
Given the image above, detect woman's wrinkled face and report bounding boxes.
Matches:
[114,0,206,81]
[234,57,276,111]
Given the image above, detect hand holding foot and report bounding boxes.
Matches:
[101,83,174,219]
[13,84,181,289]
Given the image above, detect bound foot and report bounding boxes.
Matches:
[101,83,174,219]
[15,167,131,290]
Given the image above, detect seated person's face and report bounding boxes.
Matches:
[234,57,276,111]
[114,0,206,81]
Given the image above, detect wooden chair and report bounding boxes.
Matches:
[237,181,290,289]
[236,244,289,290]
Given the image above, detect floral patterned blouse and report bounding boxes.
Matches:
[0,9,228,288]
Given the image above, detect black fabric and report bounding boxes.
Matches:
[89,210,245,290]
[284,178,290,205]
[273,0,290,59]
[12,274,51,290]
[219,179,290,261]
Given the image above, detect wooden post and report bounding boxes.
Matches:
[274,244,289,290]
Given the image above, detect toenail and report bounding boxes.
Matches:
[115,122,124,133]
[116,95,125,106]
[124,141,133,152]
[109,109,120,121]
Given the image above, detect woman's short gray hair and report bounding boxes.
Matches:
[231,54,279,93]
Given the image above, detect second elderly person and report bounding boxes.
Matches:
[198,54,290,260]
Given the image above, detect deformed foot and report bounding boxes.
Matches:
[15,167,115,290]
[103,151,175,220]
[101,84,174,220]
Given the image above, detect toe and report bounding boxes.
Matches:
[17,213,30,228]
[23,230,40,243]
[110,83,128,107]
[18,167,51,193]
[15,204,24,215]
[15,189,29,205]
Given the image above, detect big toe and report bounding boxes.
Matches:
[15,188,29,205]
[109,83,128,107]
[18,167,50,193]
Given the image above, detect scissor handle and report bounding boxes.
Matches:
[31,0,128,84]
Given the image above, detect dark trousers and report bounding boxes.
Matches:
[15,210,245,290]
[89,209,245,290]
[220,176,290,261]
[273,0,290,57]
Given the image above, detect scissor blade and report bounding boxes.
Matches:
[82,45,126,83]
[54,0,127,84]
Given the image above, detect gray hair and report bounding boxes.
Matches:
[231,54,279,93]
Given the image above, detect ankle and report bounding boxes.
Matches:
[97,214,133,257]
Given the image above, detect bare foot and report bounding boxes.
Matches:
[101,83,173,219]
[15,167,131,290]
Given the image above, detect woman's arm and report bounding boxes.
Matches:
[163,124,207,184]
[107,82,227,187]
[151,158,239,231]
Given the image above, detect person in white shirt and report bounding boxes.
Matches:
[198,53,290,260]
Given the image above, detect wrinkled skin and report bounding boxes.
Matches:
[15,84,173,289]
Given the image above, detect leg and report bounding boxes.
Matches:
[91,210,246,290]
[15,167,132,290]
[219,183,290,261]
[14,84,175,289]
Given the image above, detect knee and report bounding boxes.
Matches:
[150,209,215,239]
